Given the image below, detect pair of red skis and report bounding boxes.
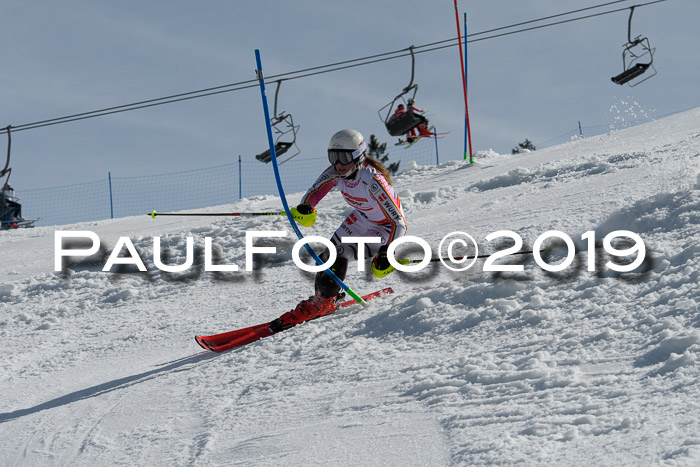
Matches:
[195,287,394,352]
[395,126,449,148]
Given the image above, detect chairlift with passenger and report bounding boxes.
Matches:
[378,46,428,137]
[0,126,37,229]
[256,80,301,164]
[611,6,657,87]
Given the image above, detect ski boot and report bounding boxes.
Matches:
[269,293,345,333]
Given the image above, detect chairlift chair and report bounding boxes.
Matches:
[611,7,657,87]
[255,111,300,164]
[1,126,12,228]
[255,81,301,164]
[0,125,36,229]
[378,46,429,137]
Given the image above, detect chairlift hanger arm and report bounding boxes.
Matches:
[1,125,11,181]
[378,46,420,126]
[627,6,638,44]
[402,46,416,93]
[273,80,283,118]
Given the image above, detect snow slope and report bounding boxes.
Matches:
[1,108,699,466]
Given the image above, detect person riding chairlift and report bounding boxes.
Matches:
[392,100,432,143]
[1,184,23,228]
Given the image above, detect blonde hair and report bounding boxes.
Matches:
[365,157,393,185]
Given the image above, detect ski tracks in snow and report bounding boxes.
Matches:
[1,108,700,465]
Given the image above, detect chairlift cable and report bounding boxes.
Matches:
[0,0,670,136]
[466,0,668,44]
[467,0,631,38]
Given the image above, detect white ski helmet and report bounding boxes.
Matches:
[327,129,367,178]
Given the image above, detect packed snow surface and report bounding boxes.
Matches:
[1,108,699,465]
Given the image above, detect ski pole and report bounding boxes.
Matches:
[149,210,284,219]
[406,250,535,264]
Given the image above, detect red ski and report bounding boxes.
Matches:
[195,287,394,352]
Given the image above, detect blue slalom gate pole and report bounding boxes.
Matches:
[464,13,468,162]
[454,2,473,163]
[254,49,363,303]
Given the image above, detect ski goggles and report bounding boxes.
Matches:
[328,141,367,165]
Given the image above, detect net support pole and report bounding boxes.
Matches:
[238,154,242,200]
[108,171,114,219]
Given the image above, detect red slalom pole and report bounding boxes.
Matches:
[454,0,473,163]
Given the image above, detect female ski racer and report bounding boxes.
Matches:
[270,129,407,332]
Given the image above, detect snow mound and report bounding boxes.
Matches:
[2,107,700,465]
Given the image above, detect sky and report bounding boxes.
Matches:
[1,0,699,190]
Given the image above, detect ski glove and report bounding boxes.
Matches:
[371,245,409,278]
[290,203,317,227]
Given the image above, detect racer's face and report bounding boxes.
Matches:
[334,159,355,176]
